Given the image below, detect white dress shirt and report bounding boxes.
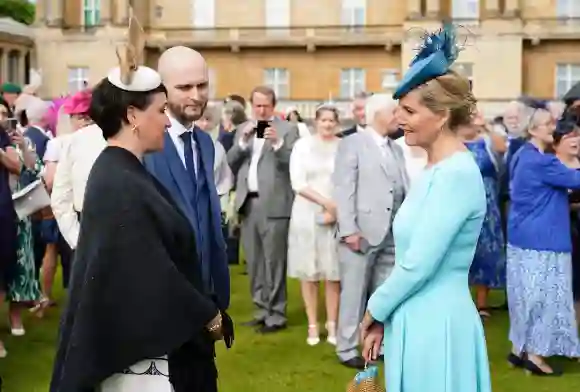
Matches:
[167,116,198,176]
[238,119,284,193]
[366,126,390,157]
[51,124,106,248]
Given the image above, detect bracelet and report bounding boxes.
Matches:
[207,313,222,332]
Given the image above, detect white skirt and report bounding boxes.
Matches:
[99,357,173,392]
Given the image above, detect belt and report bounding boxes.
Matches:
[247,192,259,199]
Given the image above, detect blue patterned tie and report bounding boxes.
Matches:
[180,131,197,194]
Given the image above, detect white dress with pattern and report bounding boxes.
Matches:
[288,135,340,281]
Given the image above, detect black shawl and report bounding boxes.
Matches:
[50,146,219,392]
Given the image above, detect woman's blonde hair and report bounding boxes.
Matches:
[417,70,477,130]
[522,108,551,140]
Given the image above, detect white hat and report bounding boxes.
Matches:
[107,10,161,92]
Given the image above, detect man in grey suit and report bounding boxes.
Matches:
[227,86,299,333]
[333,94,409,368]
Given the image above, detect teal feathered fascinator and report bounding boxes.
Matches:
[393,23,461,100]
[346,365,385,392]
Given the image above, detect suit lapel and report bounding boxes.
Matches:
[391,143,410,192]
[163,132,194,204]
[361,131,390,179]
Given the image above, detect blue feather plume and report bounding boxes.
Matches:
[411,23,459,67]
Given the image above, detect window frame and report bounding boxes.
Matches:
[192,0,215,28]
[555,63,580,98]
[263,68,290,99]
[68,67,89,93]
[82,0,101,27]
[340,68,366,99]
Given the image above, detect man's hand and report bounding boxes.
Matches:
[264,125,279,145]
[240,122,256,142]
[344,233,362,252]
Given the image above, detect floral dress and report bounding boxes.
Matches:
[7,142,41,303]
[465,138,506,288]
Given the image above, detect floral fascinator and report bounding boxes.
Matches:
[393,23,461,100]
[107,8,161,92]
[346,365,385,392]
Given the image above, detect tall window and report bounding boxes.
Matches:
[263,68,289,99]
[192,0,215,27]
[265,0,290,35]
[83,0,101,26]
[451,0,479,19]
[340,68,366,99]
[341,0,366,31]
[68,67,89,93]
[557,0,580,17]
[556,64,580,98]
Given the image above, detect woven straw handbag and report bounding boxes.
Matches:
[346,365,385,392]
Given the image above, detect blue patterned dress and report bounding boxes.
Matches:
[465,138,506,288]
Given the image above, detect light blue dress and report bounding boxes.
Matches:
[367,151,492,392]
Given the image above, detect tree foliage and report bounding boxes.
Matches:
[0,0,35,26]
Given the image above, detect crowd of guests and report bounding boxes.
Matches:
[1,26,580,391]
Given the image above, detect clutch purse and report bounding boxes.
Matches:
[346,365,385,392]
[12,179,51,220]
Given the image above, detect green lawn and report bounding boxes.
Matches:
[2,266,580,391]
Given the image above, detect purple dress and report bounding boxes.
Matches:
[0,129,17,291]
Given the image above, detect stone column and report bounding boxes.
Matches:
[0,50,7,83]
[100,0,111,24]
[407,0,422,19]
[486,0,500,17]
[18,51,26,85]
[425,0,440,19]
[47,0,64,26]
[504,0,520,17]
[113,0,130,25]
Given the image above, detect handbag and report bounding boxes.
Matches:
[12,179,51,220]
[346,365,385,392]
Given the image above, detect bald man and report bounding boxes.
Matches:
[143,47,231,312]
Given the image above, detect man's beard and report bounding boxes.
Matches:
[168,101,207,127]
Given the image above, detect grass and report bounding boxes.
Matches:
[2,266,580,391]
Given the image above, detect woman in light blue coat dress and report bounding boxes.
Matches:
[359,24,492,392]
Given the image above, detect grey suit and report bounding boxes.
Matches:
[227,118,300,326]
[332,129,409,361]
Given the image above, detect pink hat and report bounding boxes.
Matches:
[62,89,92,115]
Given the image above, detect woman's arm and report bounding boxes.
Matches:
[0,147,21,174]
[538,154,580,189]
[367,165,477,323]
[290,139,334,211]
[43,161,58,191]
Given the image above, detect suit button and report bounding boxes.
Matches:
[386,208,391,212]
[389,189,393,194]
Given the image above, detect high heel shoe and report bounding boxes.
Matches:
[523,359,563,377]
[507,352,525,368]
[326,321,337,346]
[306,324,320,346]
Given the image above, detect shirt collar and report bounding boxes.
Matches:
[366,126,389,146]
[167,114,195,139]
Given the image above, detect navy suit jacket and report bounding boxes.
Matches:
[143,129,230,309]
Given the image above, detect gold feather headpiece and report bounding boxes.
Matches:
[107,8,161,92]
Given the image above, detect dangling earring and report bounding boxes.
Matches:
[131,124,139,135]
